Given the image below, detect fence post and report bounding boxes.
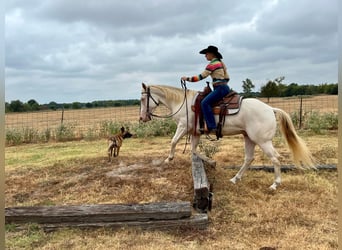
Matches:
[61,106,64,125]
[299,96,303,129]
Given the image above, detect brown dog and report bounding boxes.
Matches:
[107,127,132,162]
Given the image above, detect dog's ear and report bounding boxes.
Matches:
[121,126,125,133]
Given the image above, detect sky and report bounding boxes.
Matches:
[5,0,338,104]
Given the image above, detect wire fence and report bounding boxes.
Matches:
[5,95,338,136]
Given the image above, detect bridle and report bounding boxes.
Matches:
[141,80,188,120]
[140,80,191,153]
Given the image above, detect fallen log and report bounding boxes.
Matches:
[40,213,209,232]
[192,153,212,212]
[224,164,337,172]
[5,201,191,224]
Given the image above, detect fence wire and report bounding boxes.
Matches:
[5,95,338,136]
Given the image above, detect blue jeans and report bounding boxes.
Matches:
[201,84,230,130]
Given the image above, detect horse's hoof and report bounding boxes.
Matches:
[269,183,277,190]
[230,177,237,184]
[164,157,173,163]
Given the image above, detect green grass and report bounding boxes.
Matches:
[5,224,48,250]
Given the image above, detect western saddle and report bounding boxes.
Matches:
[191,82,243,139]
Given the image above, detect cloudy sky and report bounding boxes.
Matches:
[5,0,338,104]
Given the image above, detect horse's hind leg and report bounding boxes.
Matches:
[230,135,256,184]
[259,141,281,190]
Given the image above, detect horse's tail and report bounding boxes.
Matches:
[273,108,316,169]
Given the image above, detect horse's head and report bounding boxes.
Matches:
[139,83,160,122]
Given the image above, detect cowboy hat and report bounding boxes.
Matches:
[199,45,223,59]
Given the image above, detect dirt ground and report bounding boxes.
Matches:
[5,132,338,249]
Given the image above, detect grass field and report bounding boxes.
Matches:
[5,130,338,249]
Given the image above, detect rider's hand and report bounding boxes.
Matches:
[181,76,188,81]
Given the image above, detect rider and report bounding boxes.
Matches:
[181,45,230,134]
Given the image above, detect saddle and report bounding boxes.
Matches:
[191,82,243,139]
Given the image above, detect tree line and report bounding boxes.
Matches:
[5,78,338,113]
[242,77,337,101]
[5,99,140,113]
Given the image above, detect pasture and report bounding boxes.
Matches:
[5,133,337,249]
[5,94,338,249]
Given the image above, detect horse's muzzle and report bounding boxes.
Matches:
[139,116,151,122]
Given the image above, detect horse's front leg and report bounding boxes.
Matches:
[165,124,187,163]
[191,134,200,154]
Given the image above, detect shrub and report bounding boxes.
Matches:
[99,121,122,137]
[55,124,75,142]
[290,111,338,134]
[133,119,177,138]
[322,112,338,130]
[198,140,219,158]
[22,127,39,143]
[42,128,51,142]
[6,129,23,145]
[304,111,338,134]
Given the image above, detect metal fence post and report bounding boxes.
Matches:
[61,106,64,125]
[299,96,303,129]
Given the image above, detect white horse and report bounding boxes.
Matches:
[139,83,315,190]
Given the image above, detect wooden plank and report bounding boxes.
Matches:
[192,154,209,198]
[192,154,211,212]
[5,202,191,224]
[40,213,209,232]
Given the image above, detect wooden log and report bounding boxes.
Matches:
[5,201,191,224]
[40,213,209,232]
[224,164,337,172]
[192,154,211,212]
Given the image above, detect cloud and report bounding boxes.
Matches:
[5,0,338,103]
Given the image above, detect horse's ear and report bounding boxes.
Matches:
[142,82,147,90]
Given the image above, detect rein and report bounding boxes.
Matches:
[144,80,188,119]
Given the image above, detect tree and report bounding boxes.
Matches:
[48,101,58,110]
[242,78,255,97]
[71,102,82,109]
[27,99,40,111]
[260,76,284,102]
[8,100,25,112]
[85,102,93,108]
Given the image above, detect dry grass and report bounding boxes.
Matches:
[5,132,337,249]
[5,95,337,132]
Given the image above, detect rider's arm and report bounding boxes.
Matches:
[185,69,211,82]
[183,59,226,82]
